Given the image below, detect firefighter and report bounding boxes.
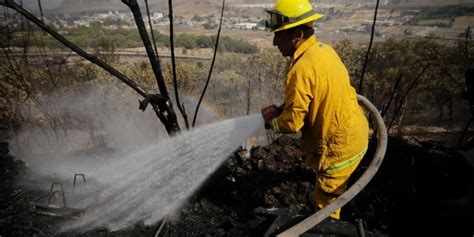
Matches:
[261,0,369,220]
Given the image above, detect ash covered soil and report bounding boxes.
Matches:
[0,135,473,236]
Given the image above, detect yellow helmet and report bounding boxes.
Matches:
[265,0,324,32]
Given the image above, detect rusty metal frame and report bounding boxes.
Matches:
[30,174,89,219]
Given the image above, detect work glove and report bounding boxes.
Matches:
[261,104,278,130]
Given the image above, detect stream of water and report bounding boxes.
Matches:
[22,114,264,231]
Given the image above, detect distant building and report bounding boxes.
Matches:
[152,12,163,20]
[362,20,395,27]
[233,23,258,30]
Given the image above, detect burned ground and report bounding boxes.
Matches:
[0,135,473,236]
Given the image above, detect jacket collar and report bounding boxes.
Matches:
[290,34,318,68]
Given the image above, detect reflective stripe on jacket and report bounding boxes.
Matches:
[272,35,369,171]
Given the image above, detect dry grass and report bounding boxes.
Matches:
[451,16,474,30]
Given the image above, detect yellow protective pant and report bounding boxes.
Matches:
[307,147,367,219]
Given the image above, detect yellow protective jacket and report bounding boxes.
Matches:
[272,35,369,173]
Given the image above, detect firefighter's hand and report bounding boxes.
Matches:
[261,105,278,129]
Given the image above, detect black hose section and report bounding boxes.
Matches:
[191,0,225,127]
[277,94,388,237]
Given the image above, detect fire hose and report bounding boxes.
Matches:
[276,94,388,237]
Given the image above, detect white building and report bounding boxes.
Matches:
[233,22,258,30]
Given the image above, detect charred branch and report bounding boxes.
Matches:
[168,0,189,130]
[358,0,379,94]
[168,1,188,129]
[0,1,147,97]
[1,0,180,136]
[381,72,403,119]
[123,0,180,135]
[192,0,225,127]
[388,64,431,131]
[144,0,159,60]
[36,0,43,22]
